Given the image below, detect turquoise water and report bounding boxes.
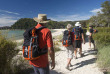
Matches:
[0,30,25,40]
[0,29,54,40]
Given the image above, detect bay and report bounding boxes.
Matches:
[0,29,55,40]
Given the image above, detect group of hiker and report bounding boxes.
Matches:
[22,14,96,74]
[62,22,85,70]
[62,22,96,70]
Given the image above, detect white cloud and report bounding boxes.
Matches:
[0,9,20,15]
[49,14,91,21]
[0,9,20,27]
[90,8,102,14]
[0,15,18,27]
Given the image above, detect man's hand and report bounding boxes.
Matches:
[51,61,55,70]
[83,40,85,44]
[48,47,55,70]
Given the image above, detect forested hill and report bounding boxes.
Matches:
[11,18,88,29]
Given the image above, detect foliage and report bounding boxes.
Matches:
[89,1,110,27]
[0,32,18,74]
[82,28,87,39]
[96,45,110,72]
[54,46,61,52]
[93,27,110,49]
[11,56,33,74]
[11,18,37,29]
[11,18,88,29]
[93,27,110,72]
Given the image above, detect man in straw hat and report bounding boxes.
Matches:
[72,22,85,59]
[30,14,55,74]
[62,24,74,70]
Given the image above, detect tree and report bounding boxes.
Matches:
[89,1,110,27]
[11,18,88,29]
[101,1,110,27]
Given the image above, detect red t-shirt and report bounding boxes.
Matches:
[71,32,74,42]
[29,24,53,68]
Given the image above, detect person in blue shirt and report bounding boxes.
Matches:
[72,22,85,59]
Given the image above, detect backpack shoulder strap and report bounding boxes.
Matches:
[32,26,46,36]
[36,26,46,31]
[23,27,35,37]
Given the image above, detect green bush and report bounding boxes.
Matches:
[11,56,33,74]
[94,27,110,33]
[82,28,87,39]
[93,27,110,72]
[0,32,18,74]
[96,45,110,72]
[93,32,110,48]
[93,27,110,49]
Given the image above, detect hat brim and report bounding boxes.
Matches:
[33,17,50,23]
[75,23,81,27]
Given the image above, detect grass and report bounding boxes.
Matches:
[92,27,110,72]
[96,45,110,72]
[53,34,63,42]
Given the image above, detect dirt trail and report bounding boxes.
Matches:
[16,29,104,74]
[50,41,104,74]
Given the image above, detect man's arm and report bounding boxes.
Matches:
[46,31,55,69]
[48,47,55,69]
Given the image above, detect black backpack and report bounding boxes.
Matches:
[62,30,73,47]
[22,26,47,60]
[74,27,82,40]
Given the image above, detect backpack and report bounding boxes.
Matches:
[93,29,98,33]
[62,30,73,47]
[74,27,82,40]
[22,26,47,60]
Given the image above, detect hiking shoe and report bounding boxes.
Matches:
[80,54,84,57]
[70,64,73,67]
[74,56,77,59]
[66,66,70,70]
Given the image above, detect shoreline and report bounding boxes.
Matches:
[15,29,66,43]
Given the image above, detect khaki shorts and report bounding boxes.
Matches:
[65,45,74,59]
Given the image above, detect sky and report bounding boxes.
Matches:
[0,0,108,27]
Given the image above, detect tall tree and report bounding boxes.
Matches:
[101,1,110,27]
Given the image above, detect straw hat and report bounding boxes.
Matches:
[33,14,50,23]
[67,24,73,29]
[75,22,81,27]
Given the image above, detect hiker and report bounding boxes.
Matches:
[88,25,96,50]
[62,24,74,70]
[29,14,55,74]
[72,22,85,59]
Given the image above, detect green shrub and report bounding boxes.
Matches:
[93,27,110,72]
[93,27,110,48]
[53,34,63,42]
[11,56,33,74]
[82,28,87,39]
[93,32,110,47]
[53,41,61,52]
[54,46,61,52]
[94,27,110,33]
[0,32,18,74]
[96,45,110,72]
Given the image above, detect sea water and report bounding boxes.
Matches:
[0,29,55,40]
